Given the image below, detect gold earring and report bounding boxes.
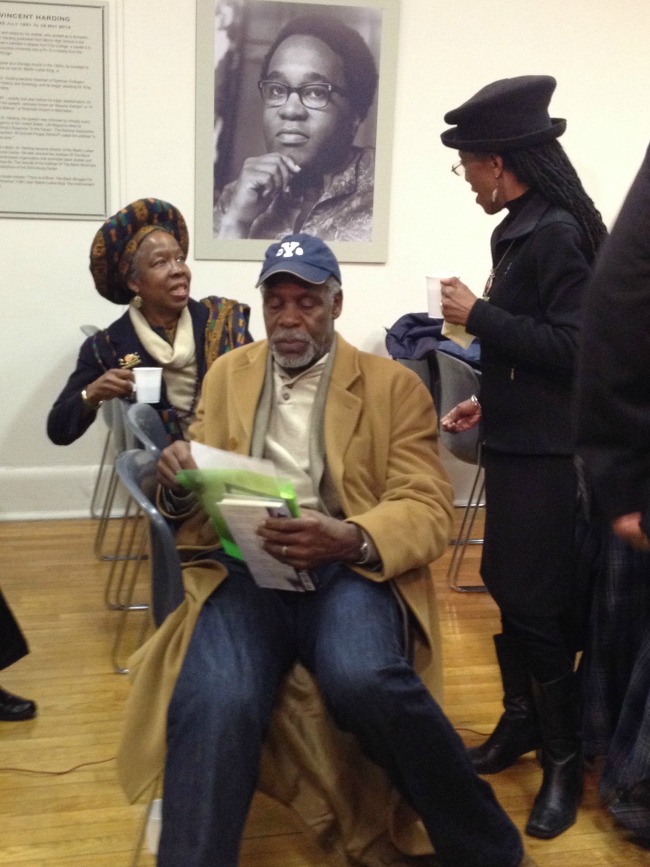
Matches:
[132,294,143,309]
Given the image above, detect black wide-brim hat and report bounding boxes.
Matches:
[440,75,566,153]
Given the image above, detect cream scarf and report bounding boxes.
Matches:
[128,303,197,417]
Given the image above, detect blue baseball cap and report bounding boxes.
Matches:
[256,233,342,287]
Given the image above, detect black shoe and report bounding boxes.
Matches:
[525,672,582,839]
[468,634,541,774]
[0,686,37,721]
[525,750,582,838]
[468,710,541,774]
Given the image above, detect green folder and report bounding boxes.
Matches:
[177,468,300,560]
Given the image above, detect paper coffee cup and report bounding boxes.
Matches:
[133,367,162,403]
[426,274,454,317]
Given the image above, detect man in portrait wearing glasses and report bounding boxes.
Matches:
[212,14,377,242]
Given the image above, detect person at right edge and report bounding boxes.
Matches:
[576,143,650,838]
[438,76,607,839]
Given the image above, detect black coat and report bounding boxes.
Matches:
[47,297,251,445]
[0,590,28,671]
[467,192,593,454]
[577,144,650,521]
[466,192,595,616]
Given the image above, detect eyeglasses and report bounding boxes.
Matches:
[258,80,348,110]
[451,156,484,176]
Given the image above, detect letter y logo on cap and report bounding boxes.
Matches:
[276,241,304,258]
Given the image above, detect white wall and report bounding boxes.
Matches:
[2,0,649,519]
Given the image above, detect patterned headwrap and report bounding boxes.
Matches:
[89,198,189,304]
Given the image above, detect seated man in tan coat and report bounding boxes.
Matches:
[118,233,534,867]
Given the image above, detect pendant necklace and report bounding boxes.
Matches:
[483,240,516,297]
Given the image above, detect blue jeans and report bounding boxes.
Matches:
[158,555,523,867]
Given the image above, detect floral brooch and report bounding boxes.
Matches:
[119,352,142,370]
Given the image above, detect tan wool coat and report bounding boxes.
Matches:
[117,335,454,866]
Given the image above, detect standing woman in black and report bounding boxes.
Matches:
[438,76,606,839]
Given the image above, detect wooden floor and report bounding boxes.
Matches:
[0,514,648,866]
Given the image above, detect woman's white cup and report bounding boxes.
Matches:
[133,367,162,403]
[426,274,455,317]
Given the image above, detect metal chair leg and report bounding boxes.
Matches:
[448,465,487,593]
[93,400,146,563]
[93,464,120,559]
[93,468,144,563]
[111,516,151,674]
[112,600,152,675]
[89,426,113,520]
[131,777,161,866]
[104,501,147,610]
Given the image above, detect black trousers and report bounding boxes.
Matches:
[481,449,587,683]
[0,589,29,671]
[501,610,575,683]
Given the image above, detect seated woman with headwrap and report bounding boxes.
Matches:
[47,198,252,445]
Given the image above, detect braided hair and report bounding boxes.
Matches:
[501,141,607,260]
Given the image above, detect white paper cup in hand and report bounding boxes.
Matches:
[133,367,162,403]
[427,275,454,317]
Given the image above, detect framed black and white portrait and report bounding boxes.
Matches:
[194,0,400,262]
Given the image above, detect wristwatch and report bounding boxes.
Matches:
[355,537,371,565]
[81,388,104,411]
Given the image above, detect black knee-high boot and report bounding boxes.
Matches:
[467,634,541,774]
[525,671,583,838]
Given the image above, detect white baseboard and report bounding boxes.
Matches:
[0,465,104,521]
[0,449,477,522]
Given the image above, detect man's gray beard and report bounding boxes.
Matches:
[270,328,321,369]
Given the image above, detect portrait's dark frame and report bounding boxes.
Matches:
[194,0,400,262]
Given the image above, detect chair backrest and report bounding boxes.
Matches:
[115,449,184,627]
[434,349,482,465]
[396,357,432,393]
[126,402,169,459]
[80,324,101,337]
[112,398,137,454]
[98,397,113,432]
